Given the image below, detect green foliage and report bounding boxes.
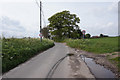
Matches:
[48,10,81,40]
[2,38,54,73]
[100,34,109,37]
[110,57,120,71]
[41,27,49,38]
[85,33,91,38]
[66,37,119,54]
[100,34,104,37]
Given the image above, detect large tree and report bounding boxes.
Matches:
[48,10,80,39]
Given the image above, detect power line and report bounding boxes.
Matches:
[35,0,47,27]
[35,0,40,8]
[42,10,47,27]
[40,1,46,27]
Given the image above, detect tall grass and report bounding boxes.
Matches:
[109,57,120,71]
[2,38,54,73]
[66,37,119,54]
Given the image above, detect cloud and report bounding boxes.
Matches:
[91,2,117,18]
[108,2,118,12]
[0,2,118,38]
[89,22,118,36]
[106,22,114,27]
[0,16,26,38]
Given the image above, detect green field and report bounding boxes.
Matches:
[66,37,119,54]
[2,38,54,73]
[109,57,120,71]
[66,37,120,71]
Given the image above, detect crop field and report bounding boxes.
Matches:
[2,38,54,73]
[66,37,119,54]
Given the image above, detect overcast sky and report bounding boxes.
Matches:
[0,0,119,38]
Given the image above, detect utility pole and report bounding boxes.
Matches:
[40,1,42,42]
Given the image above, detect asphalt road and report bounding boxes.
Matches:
[3,43,70,78]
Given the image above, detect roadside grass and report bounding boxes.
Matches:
[66,37,119,54]
[109,57,120,71]
[66,37,120,72]
[2,38,54,73]
[112,53,116,55]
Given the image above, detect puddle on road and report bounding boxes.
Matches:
[80,55,115,78]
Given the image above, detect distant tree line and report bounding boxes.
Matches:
[91,34,109,38]
[100,34,109,37]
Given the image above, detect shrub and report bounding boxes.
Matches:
[2,38,54,73]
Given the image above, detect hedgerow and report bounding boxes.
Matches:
[2,38,54,73]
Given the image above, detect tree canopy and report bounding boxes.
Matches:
[85,33,91,38]
[48,10,82,40]
[41,27,49,38]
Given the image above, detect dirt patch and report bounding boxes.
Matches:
[74,48,120,78]
[69,54,95,78]
[68,47,95,78]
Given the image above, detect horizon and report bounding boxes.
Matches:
[0,0,119,38]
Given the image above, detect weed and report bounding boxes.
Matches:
[2,38,54,73]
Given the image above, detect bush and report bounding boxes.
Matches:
[2,38,54,73]
[52,37,65,42]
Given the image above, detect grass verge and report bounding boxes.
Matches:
[66,37,119,54]
[2,38,54,73]
[109,57,120,71]
[66,37,119,72]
